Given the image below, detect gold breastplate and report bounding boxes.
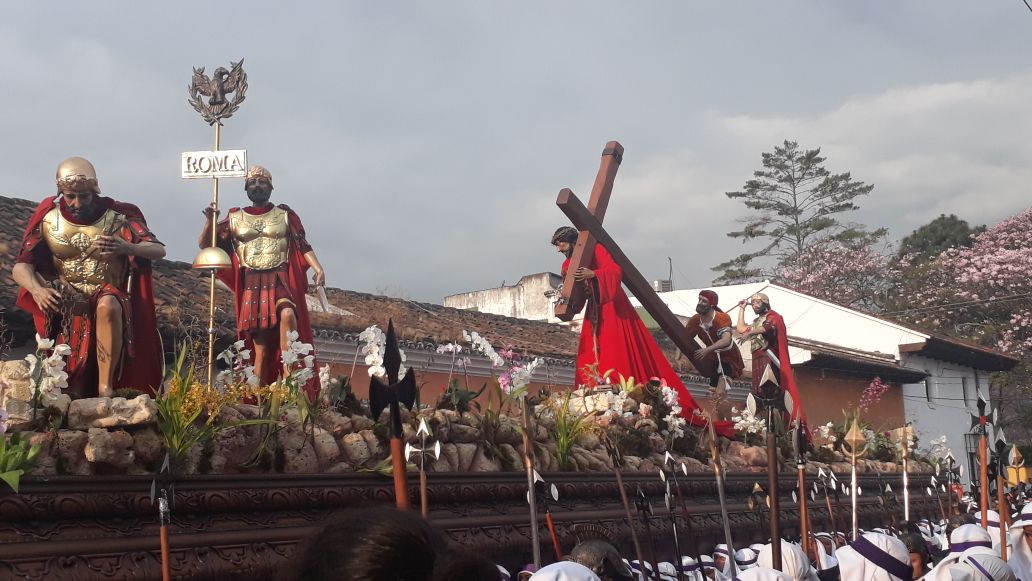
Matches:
[229,207,289,270]
[749,315,770,353]
[41,207,129,296]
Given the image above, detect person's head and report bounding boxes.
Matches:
[551,227,578,259]
[568,540,633,581]
[697,290,719,315]
[529,561,602,581]
[245,165,274,205]
[289,507,447,581]
[56,156,101,219]
[431,550,503,581]
[901,532,929,578]
[749,293,770,315]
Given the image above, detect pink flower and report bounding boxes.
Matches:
[639,404,653,418]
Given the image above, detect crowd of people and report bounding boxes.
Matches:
[285,497,1032,581]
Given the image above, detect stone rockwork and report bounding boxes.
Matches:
[0,358,933,478]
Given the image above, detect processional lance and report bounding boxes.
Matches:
[899,424,911,522]
[405,417,441,518]
[702,392,738,579]
[149,455,174,581]
[814,467,842,540]
[842,418,867,540]
[601,434,649,576]
[927,474,947,524]
[368,320,418,510]
[745,379,793,569]
[659,466,685,581]
[970,394,996,530]
[635,486,661,581]
[530,470,564,562]
[790,414,813,564]
[663,451,701,565]
[994,429,1011,558]
[185,59,249,387]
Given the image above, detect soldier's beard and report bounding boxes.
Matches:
[754,303,769,315]
[696,303,713,315]
[246,186,272,205]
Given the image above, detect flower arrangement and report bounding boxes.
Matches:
[24,334,70,424]
[730,406,766,446]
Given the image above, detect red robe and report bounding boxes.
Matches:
[215,204,319,400]
[750,309,805,423]
[16,195,163,395]
[564,245,733,438]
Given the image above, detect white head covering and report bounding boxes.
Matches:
[757,541,818,581]
[1007,504,1032,581]
[814,533,837,558]
[983,510,1006,550]
[835,532,912,581]
[750,543,767,554]
[947,549,1016,581]
[733,567,793,581]
[680,556,705,581]
[714,544,733,577]
[925,524,998,581]
[735,548,759,571]
[813,538,839,572]
[528,561,602,581]
[657,561,678,581]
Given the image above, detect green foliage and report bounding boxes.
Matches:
[898,213,984,264]
[547,391,596,471]
[713,139,884,284]
[436,379,486,413]
[157,344,271,472]
[0,433,41,493]
[328,376,364,417]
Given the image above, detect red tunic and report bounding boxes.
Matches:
[749,309,805,423]
[216,204,319,399]
[563,245,733,438]
[16,195,163,396]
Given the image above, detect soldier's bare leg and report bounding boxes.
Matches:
[252,330,274,385]
[95,295,123,397]
[279,307,298,375]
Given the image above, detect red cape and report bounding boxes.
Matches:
[216,204,319,400]
[564,246,734,438]
[754,309,805,424]
[16,195,163,394]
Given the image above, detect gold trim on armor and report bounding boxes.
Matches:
[229,207,290,270]
[41,207,129,296]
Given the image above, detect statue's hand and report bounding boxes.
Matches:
[91,235,134,258]
[30,286,61,312]
[312,268,325,287]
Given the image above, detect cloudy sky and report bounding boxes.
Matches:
[4,2,1032,303]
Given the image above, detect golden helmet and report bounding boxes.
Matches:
[245,164,273,184]
[55,156,101,194]
[750,292,770,305]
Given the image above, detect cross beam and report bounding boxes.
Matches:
[555,188,716,378]
[553,141,623,322]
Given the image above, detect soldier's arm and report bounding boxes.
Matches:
[13,262,60,312]
[304,250,325,287]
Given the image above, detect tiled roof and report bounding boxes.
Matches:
[0,196,580,360]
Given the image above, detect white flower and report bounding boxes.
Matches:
[53,343,71,357]
[238,349,251,362]
[303,355,315,369]
[318,365,335,389]
[364,353,382,367]
[286,330,300,343]
[282,350,299,366]
[232,339,246,351]
[35,334,54,351]
[244,366,260,386]
[24,354,38,377]
[294,368,314,385]
[368,365,386,378]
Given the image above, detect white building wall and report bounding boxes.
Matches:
[443,273,562,322]
[902,353,985,486]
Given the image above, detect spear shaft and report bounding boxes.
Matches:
[706,410,738,579]
[519,395,542,568]
[607,443,647,577]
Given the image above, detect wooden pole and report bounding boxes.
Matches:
[390,438,411,510]
[979,434,989,529]
[766,429,782,569]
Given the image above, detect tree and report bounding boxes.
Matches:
[894,207,1032,441]
[897,214,984,265]
[778,242,896,311]
[713,140,885,284]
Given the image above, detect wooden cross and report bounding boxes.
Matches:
[554,141,716,378]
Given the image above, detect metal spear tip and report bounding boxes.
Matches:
[550,484,559,501]
[432,440,441,460]
[959,465,965,478]
[404,442,414,459]
[977,395,987,415]
[931,476,938,486]
[664,451,675,467]
[533,469,544,483]
[681,462,688,476]
[746,393,758,417]
[810,490,816,501]
[659,469,667,483]
[784,391,795,416]
[752,483,764,494]
[844,419,866,453]
[818,467,827,479]
[417,417,431,438]
[792,490,798,503]
[926,487,933,496]
[885,484,892,493]
[1010,444,1025,468]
